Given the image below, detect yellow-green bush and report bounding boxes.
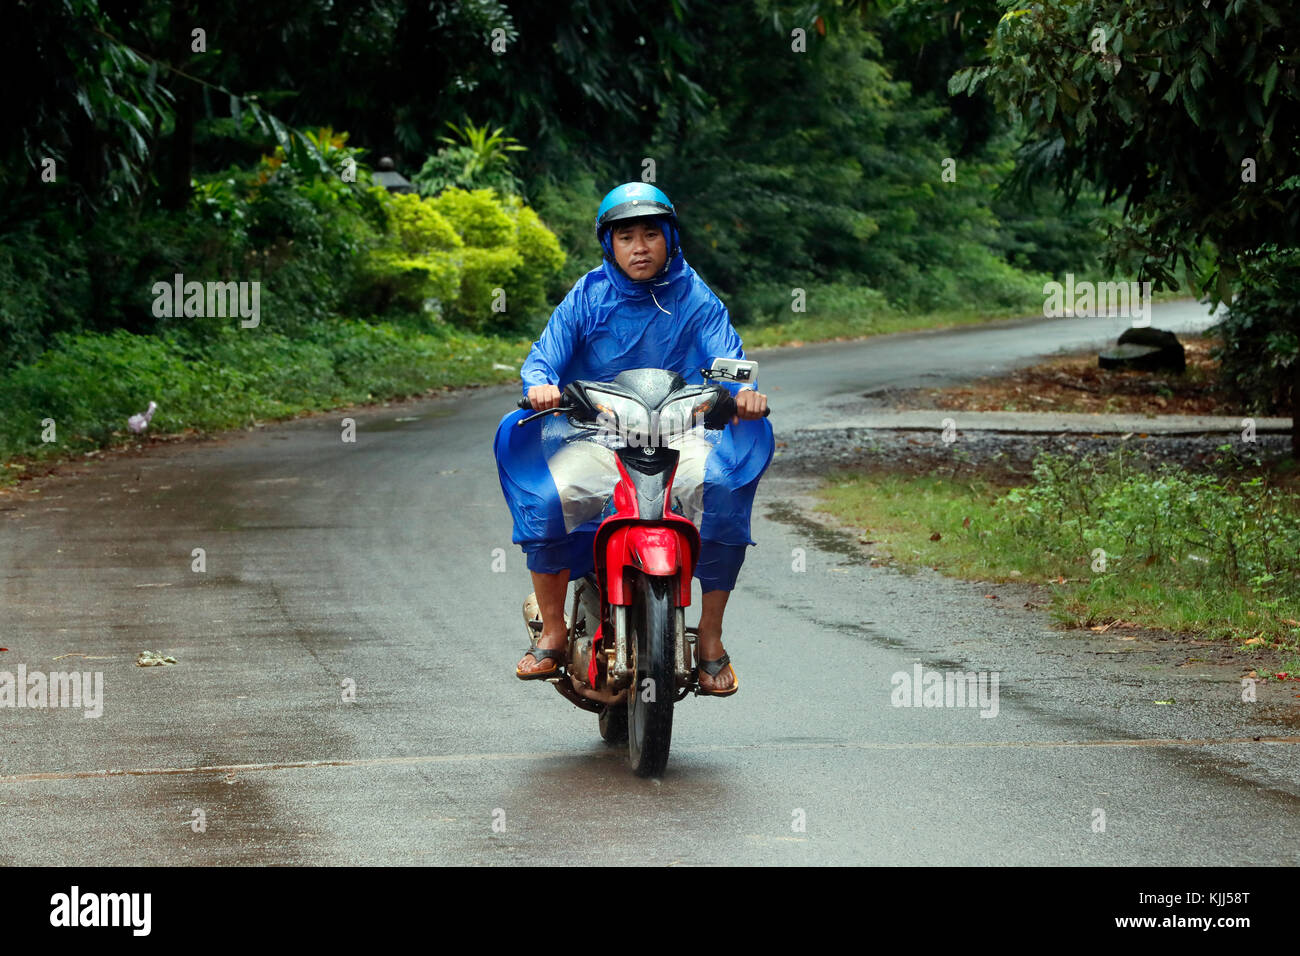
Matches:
[506,197,566,315]
[385,190,463,255]
[429,188,514,248]
[427,188,565,331]
[350,187,564,330]
[455,246,523,324]
[354,190,463,315]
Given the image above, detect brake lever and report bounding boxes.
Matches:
[516,400,573,426]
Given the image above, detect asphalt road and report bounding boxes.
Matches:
[768,298,1228,429]
[3,300,1299,866]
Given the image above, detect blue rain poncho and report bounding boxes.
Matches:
[493,245,774,590]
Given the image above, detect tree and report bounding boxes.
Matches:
[956,0,1300,452]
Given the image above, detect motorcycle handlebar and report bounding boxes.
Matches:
[517,394,770,417]
[717,392,764,418]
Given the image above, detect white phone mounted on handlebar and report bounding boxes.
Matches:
[705,357,757,385]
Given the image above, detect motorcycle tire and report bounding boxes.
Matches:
[626,572,675,777]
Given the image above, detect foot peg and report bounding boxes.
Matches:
[523,592,570,638]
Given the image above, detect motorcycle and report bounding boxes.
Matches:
[513,358,769,776]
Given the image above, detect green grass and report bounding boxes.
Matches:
[0,319,529,481]
[0,280,1202,489]
[0,291,1089,478]
[814,469,1300,650]
[739,305,1026,349]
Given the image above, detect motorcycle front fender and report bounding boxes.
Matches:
[599,521,697,608]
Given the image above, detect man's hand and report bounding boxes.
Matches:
[527,384,563,411]
[731,388,768,424]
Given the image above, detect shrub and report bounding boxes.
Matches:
[348,188,564,331]
[427,188,564,331]
[1211,246,1300,420]
[352,190,464,317]
[411,118,527,198]
[999,448,1300,595]
[382,190,461,254]
[452,245,523,327]
[503,196,566,315]
[429,188,515,248]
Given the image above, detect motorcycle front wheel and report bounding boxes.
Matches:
[626,572,676,777]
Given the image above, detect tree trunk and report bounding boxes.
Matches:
[163,7,194,211]
[1284,361,1294,463]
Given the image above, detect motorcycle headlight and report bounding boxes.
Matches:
[658,393,714,440]
[587,390,653,445]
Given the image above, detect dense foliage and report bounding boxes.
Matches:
[2,0,1120,366]
[1210,246,1300,424]
[4,0,1297,460]
[1001,448,1300,595]
[954,0,1300,447]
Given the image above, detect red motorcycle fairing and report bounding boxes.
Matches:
[594,453,699,609]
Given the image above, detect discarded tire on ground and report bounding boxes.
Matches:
[1099,327,1185,372]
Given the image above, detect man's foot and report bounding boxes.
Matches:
[694,627,736,694]
[517,629,567,678]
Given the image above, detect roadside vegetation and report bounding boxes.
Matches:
[815,446,1300,655]
[0,322,526,475]
[2,1,1132,481]
[0,129,551,475]
[4,1,1296,500]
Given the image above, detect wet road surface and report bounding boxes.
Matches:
[3,301,1298,865]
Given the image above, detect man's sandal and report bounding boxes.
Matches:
[697,652,739,697]
[516,640,565,681]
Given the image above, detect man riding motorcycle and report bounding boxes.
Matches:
[492,182,773,695]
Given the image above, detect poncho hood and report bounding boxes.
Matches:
[600,248,690,301]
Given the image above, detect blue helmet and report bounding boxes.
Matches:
[595,182,680,266]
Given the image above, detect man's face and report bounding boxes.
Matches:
[611,219,668,281]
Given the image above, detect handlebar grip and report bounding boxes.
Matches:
[732,392,772,417]
[518,397,569,411]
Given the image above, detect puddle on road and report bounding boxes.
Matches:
[763,500,868,566]
[165,754,317,864]
[364,408,453,432]
[812,617,907,651]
